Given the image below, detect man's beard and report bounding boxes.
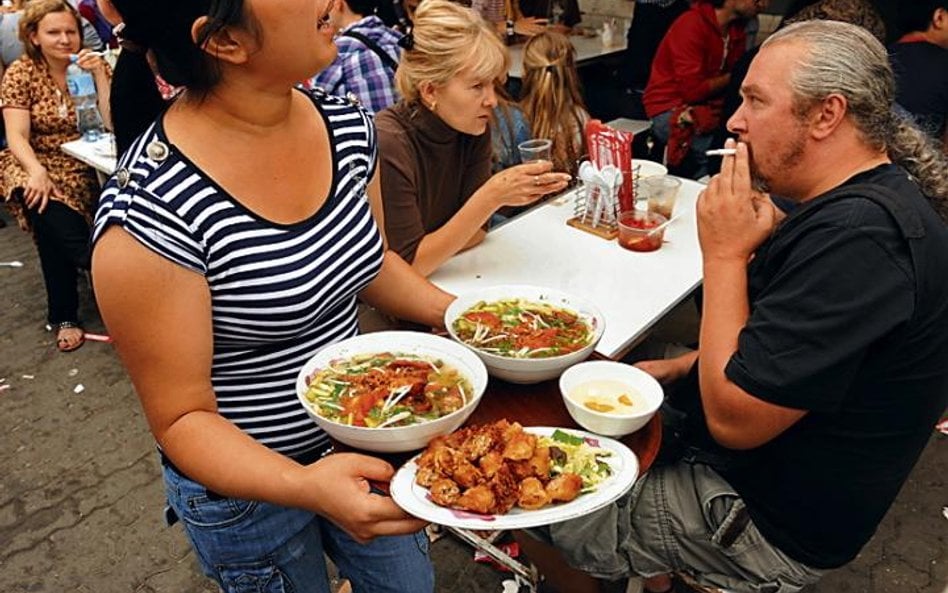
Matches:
[747,128,807,195]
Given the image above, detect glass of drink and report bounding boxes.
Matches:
[641,175,682,219]
[518,139,553,163]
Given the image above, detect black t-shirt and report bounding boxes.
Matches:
[889,41,948,141]
[690,165,948,568]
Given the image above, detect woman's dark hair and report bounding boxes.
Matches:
[107,0,257,153]
[110,50,165,155]
[112,0,255,93]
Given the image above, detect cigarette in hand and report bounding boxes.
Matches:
[705,148,738,156]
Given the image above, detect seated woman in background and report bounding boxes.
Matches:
[1,0,111,352]
[519,30,588,176]
[490,83,530,172]
[376,0,571,277]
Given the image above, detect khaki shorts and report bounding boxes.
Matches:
[527,463,823,593]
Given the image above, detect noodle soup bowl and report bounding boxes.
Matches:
[445,285,606,384]
[295,331,488,453]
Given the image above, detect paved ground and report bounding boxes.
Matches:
[1,211,945,593]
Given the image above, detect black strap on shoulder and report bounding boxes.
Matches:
[342,30,399,73]
[811,182,925,240]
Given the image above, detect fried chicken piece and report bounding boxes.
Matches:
[528,445,551,479]
[430,478,460,506]
[499,420,523,444]
[518,477,550,510]
[445,426,474,449]
[507,459,537,481]
[432,446,461,476]
[489,465,520,514]
[502,431,537,461]
[546,473,583,503]
[452,459,484,489]
[460,425,498,460]
[478,450,504,478]
[415,464,439,488]
[456,484,495,514]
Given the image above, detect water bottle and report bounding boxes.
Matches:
[65,54,105,142]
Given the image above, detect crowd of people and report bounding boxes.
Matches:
[1,1,946,592]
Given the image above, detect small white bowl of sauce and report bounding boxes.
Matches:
[559,361,664,437]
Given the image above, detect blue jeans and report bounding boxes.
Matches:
[650,109,714,179]
[162,462,434,593]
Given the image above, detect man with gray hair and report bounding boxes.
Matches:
[519,20,948,593]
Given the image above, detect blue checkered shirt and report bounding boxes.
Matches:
[312,16,402,115]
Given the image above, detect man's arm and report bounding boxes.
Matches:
[696,141,806,449]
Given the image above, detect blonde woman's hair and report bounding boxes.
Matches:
[519,31,587,174]
[395,0,508,104]
[19,0,83,63]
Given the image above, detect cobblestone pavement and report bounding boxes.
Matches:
[1,214,945,593]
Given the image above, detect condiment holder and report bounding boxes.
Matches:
[570,161,655,240]
[568,161,623,238]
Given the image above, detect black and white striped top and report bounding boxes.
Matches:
[92,90,384,458]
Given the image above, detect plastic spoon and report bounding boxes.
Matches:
[645,213,684,236]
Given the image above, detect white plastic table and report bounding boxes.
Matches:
[429,178,704,359]
[61,135,117,185]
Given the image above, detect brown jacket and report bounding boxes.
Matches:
[375,101,492,263]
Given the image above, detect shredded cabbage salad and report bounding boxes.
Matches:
[539,429,613,493]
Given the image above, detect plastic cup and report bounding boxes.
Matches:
[518,139,552,163]
[641,175,682,220]
[618,210,667,252]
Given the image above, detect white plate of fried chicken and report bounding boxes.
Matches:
[389,421,639,529]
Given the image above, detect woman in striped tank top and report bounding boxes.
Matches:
[90,0,453,591]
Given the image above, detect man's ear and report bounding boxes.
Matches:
[191,15,253,65]
[809,93,847,140]
[933,7,947,31]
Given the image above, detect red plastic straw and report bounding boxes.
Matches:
[84,333,112,343]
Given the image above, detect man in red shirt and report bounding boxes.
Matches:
[643,0,767,178]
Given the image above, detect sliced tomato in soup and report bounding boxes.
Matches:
[464,311,502,330]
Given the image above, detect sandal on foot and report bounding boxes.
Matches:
[55,322,85,353]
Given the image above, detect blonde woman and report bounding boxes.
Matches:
[519,30,589,176]
[376,0,570,276]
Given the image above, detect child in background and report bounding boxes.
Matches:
[519,31,589,175]
[490,83,531,172]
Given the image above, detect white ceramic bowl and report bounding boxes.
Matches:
[631,159,668,179]
[445,285,605,384]
[559,361,664,437]
[295,331,488,453]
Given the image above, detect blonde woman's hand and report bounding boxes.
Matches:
[75,49,108,76]
[24,168,64,214]
[485,160,571,208]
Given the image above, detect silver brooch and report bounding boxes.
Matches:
[115,168,130,189]
[146,140,169,162]
[345,92,361,107]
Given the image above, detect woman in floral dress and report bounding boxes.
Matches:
[1,0,110,351]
